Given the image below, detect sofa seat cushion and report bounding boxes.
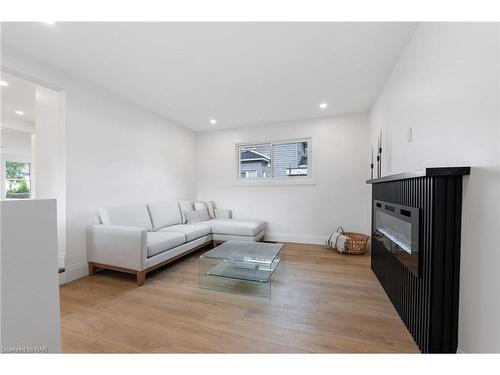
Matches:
[147,201,183,231]
[158,224,212,242]
[100,204,153,231]
[147,231,186,258]
[207,219,266,237]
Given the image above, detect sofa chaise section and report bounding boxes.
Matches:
[208,218,266,245]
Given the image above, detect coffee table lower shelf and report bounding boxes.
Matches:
[199,261,276,299]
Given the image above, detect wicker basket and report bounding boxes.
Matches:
[333,227,369,255]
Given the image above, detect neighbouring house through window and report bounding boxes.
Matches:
[237,138,310,182]
[5,161,31,199]
[240,170,258,178]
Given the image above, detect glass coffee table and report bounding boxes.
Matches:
[199,240,284,299]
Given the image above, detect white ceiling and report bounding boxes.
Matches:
[1,71,36,124]
[1,22,417,132]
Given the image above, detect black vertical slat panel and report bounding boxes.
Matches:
[430,178,446,351]
[450,178,463,353]
[410,179,416,345]
[424,176,431,353]
[441,178,455,351]
[404,180,410,333]
[425,176,433,353]
[420,177,426,348]
[370,175,463,353]
[414,177,421,347]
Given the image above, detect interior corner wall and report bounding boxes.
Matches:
[35,85,66,268]
[369,22,500,352]
[196,113,371,244]
[1,48,198,283]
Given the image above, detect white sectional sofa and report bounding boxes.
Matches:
[87,201,266,285]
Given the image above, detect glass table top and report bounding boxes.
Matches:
[200,240,283,265]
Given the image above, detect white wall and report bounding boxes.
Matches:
[0,127,31,157]
[2,48,198,283]
[0,117,35,133]
[197,113,371,244]
[35,85,66,268]
[369,23,500,352]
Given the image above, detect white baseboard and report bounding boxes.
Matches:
[264,232,326,245]
[58,253,65,266]
[59,262,88,285]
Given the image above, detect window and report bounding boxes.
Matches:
[5,161,31,199]
[237,138,311,184]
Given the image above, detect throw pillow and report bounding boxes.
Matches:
[194,201,212,220]
[195,200,216,219]
[206,201,216,219]
[197,207,210,221]
[186,209,210,224]
[178,200,194,224]
[185,210,201,224]
[194,201,207,212]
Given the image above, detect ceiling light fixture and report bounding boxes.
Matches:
[15,110,24,116]
[319,102,328,109]
[210,119,217,125]
[0,80,8,87]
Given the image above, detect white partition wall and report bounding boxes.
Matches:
[0,199,61,353]
[35,85,66,271]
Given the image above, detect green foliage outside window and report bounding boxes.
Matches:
[9,180,30,194]
[5,161,31,197]
[6,161,27,179]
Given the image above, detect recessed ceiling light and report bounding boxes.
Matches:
[0,80,8,87]
[319,102,328,109]
[210,119,217,125]
[15,110,24,116]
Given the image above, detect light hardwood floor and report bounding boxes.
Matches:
[60,243,419,353]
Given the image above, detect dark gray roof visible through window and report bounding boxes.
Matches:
[240,149,270,162]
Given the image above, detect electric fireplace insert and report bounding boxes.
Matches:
[373,199,420,276]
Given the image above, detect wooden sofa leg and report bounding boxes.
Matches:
[88,263,96,275]
[136,271,146,286]
[212,240,218,248]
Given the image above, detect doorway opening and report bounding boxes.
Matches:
[1,70,66,270]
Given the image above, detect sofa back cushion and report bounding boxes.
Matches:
[147,201,183,231]
[178,200,195,223]
[100,203,153,231]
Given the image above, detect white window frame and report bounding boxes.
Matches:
[235,137,314,186]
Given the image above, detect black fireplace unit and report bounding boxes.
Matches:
[367,167,470,354]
